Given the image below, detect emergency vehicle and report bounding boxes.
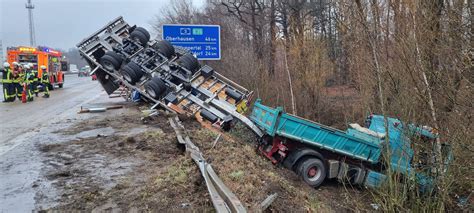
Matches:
[6,46,67,89]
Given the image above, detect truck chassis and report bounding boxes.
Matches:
[77,16,262,136]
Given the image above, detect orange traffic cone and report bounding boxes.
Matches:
[21,83,27,103]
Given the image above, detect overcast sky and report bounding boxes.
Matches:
[0,0,204,51]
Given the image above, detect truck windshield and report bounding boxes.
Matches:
[18,54,38,64]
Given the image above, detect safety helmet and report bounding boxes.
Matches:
[3,62,9,67]
[12,62,19,66]
[28,63,34,67]
[40,65,47,70]
[24,64,30,69]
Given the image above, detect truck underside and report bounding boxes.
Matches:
[77,16,263,136]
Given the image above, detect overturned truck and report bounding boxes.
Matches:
[77,16,262,136]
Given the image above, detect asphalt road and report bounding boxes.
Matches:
[0,75,103,154]
[0,75,106,211]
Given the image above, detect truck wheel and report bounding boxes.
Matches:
[100,52,122,71]
[153,40,175,59]
[144,77,166,99]
[121,66,137,84]
[58,83,63,88]
[133,27,150,40]
[121,62,143,84]
[176,54,199,74]
[127,61,141,73]
[298,158,326,188]
[130,30,149,46]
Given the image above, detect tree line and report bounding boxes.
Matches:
[153,0,472,211]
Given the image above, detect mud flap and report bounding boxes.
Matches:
[96,68,120,94]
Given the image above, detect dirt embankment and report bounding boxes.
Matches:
[38,105,370,212]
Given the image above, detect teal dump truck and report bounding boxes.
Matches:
[249,99,449,189]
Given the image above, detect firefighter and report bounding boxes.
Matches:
[30,64,40,97]
[12,62,24,100]
[23,64,34,101]
[2,62,15,102]
[40,65,50,98]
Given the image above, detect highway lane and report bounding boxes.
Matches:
[0,75,102,155]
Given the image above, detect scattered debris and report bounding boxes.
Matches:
[34,104,368,211]
[370,203,380,210]
[78,105,123,113]
[211,134,222,149]
[141,109,159,122]
[259,193,278,211]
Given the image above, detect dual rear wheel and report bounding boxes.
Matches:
[176,53,200,74]
[121,62,143,85]
[130,27,150,46]
[144,77,167,99]
[100,51,123,72]
[153,40,175,59]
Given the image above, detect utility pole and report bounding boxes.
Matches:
[25,0,36,46]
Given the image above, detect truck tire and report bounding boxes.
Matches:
[127,61,141,73]
[130,30,149,46]
[176,54,199,74]
[144,77,166,99]
[153,40,175,59]
[58,83,63,88]
[298,158,326,188]
[133,27,150,40]
[121,64,142,85]
[100,52,122,71]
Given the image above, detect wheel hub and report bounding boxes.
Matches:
[103,61,113,70]
[308,167,317,177]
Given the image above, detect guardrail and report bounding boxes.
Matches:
[169,116,246,213]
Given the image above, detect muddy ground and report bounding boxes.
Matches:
[36,104,373,212]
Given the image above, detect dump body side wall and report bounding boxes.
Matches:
[250,100,382,163]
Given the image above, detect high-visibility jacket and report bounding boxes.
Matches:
[41,71,50,83]
[31,70,39,82]
[14,72,25,84]
[1,68,13,83]
[25,70,34,83]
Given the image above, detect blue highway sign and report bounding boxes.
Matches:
[162,24,220,60]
